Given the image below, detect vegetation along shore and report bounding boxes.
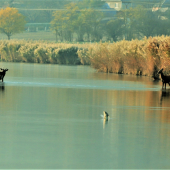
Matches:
[1,36,170,78]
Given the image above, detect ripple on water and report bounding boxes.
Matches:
[4,78,160,91]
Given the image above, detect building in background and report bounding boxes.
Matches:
[104,0,170,10]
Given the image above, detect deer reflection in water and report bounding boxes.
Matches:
[160,89,170,106]
[0,82,5,90]
[103,118,109,129]
[102,111,109,129]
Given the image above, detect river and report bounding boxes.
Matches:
[0,62,170,169]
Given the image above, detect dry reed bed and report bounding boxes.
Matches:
[81,36,170,77]
[0,36,170,77]
[0,40,87,65]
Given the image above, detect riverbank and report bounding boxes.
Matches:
[85,36,170,78]
[0,36,170,78]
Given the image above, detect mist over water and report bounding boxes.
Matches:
[0,62,170,169]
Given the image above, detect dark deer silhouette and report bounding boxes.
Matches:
[158,68,170,89]
[0,68,8,82]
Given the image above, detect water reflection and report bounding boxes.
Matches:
[160,89,170,105]
[0,63,169,168]
[103,118,109,129]
[0,82,5,92]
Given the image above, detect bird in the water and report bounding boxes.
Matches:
[103,111,109,120]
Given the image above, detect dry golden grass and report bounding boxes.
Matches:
[1,36,170,77]
[79,36,170,77]
[0,39,89,64]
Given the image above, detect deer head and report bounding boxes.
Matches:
[0,68,8,72]
[158,68,163,74]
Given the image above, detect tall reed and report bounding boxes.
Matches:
[0,36,170,78]
[83,36,170,77]
[0,40,86,65]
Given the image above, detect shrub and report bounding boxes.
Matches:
[18,43,37,63]
[77,48,90,65]
[57,47,81,65]
[34,46,52,63]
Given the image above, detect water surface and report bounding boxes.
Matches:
[0,62,170,169]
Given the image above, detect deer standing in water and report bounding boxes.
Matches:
[158,68,170,89]
[0,68,8,82]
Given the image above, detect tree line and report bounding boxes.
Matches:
[0,0,170,41]
[50,2,170,42]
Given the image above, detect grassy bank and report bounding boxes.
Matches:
[79,36,170,78]
[1,36,170,78]
[0,31,56,41]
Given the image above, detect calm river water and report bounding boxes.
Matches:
[0,62,170,169]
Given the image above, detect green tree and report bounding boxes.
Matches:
[51,3,79,42]
[106,19,125,41]
[154,18,170,36]
[51,10,67,42]
[0,7,26,40]
[128,6,157,38]
[77,0,105,41]
[51,1,104,42]
[64,3,79,41]
[158,9,170,36]
[78,8,104,41]
[117,6,168,39]
[117,8,133,40]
